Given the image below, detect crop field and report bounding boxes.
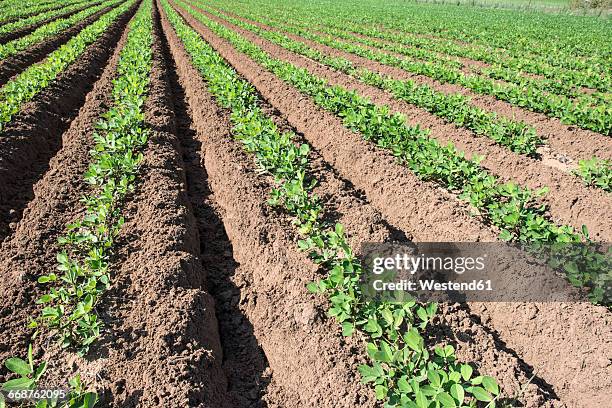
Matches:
[0,0,610,407]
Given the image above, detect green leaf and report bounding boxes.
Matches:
[374,384,388,400]
[341,322,354,337]
[404,328,423,351]
[482,376,499,395]
[470,386,493,402]
[460,364,473,381]
[82,392,98,408]
[306,281,319,293]
[450,383,464,405]
[2,377,35,390]
[397,376,411,393]
[427,370,441,388]
[415,391,428,408]
[437,391,456,407]
[5,357,31,376]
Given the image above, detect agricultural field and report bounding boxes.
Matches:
[0,0,610,407]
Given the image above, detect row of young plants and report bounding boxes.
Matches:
[244,7,609,103]
[0,0,77,25]
[199,4,542,155]
[163,1,503,406]
[308,17,610,95]
[277,0,611,77]
[176,0,610,306]
[200,5,612,192]
[208,0,610,90]
[0,0,125,61]
[574,158,612,193]
[0,0,136,132]
[0,0,97,38]
[1,1,153,406]
[206,4,611,136]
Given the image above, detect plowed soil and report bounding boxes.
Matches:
[0,0,609,407]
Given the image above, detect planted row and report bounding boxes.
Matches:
[0,0,125,61]
[36,0,153,355]
[0,0,137,131]
[201,4,542,155]
[0,0,78,25]
[260,0,610,82]
[163,1,503,406]
[176,0,609,305]
[1,1,153,406]
[0,0,98,39]
[210,5,611,136]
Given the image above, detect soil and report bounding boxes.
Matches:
[0,1,609,407]
[167,2,612,407]
[202,8,612,243]
[0,3,117,87]
[0,1,139,241]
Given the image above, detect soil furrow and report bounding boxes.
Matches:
[0,1,133,373]
[69,5,231,404]
[160,3,379,406]
[0,0,139,242]
[157,5,267,406]
[227,11,612,163]
[0,2,118,87]
[167,3,612,406]
[0,0,105,45]
[194,7,612,242]
[162,2,581,406]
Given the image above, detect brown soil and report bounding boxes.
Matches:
[0,0,106,45]
[0,0,135,378]
[168,3,612,406]
[0,2,139,242]
[0,1,609,407]
[0,3,116,87]
[236,12,612,164]
[326,30,612,161]
[204,9,612,242]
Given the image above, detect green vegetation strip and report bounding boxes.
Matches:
[1,1,153,406]
[36,0,152,355]
[0,0,125,61]
[574,158,611,193]
[0,0,137,132]
[199,3,542,155]
[200,4,611,191]
[206,4,611,136]
[0,0,98,38]
[176,0,610,305]
[0,0,78,25]
[163,1,503,406]
[299,15,610,95]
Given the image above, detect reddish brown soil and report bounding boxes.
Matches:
[0,1,609,407]
[205,9,612,243]
[0,0,106,45]
[0,2,139,242]
[168,3,612,406]
[236,12,612,164]
[0,4,116,87]
[0,0,134,378]
[318,29,612,161]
